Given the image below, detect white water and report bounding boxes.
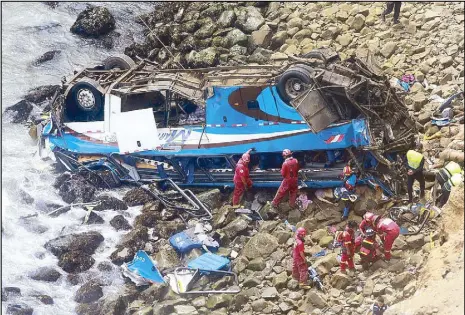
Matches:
[1,2,155,314]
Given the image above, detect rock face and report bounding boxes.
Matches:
[74,281,103,304]
[28,267,61,282]
[70,6,116,37]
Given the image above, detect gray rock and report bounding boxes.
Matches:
[313,253,339,275]
[155,244,179,270]
[279,301,293,312]
[440,56,454,67]
[381,42,397,58]
[330,273,351,289]
[261,286,279,300]
[33,50,61,66]
[6,303,33,315]
[3,100,33,124]
[406,234,425,249]
[2,287,21,301]
[248,257,266,271]
[206,294,232,309]
[391,272,414,288]
[70,6,115,37]
[28,267,61,282]
[152,304,175,315]
[243,276,261,288]
[403,281,416,297]
[56,174,96,203]
[235,6,265,33]
[350,14,365,31]
[306,291,327,308]
[174,305,198,314]
[83,211,104,225]
[187,47,220,68]
[273,271,288,289]
[24,85,60,103]
[110,215,131,231]
[242,232,279,259]
[251,298,268,312]
[74,281,103,304]
[212,205,235,229]
[33,294,54,305]
[218,10,236,28]
[58,251,95,273]
[224,29,248,48]
[44,231,104,257]
[194,18,217,39]
[123,188,153,206]
[220,217,249,244]
[93,195,128,211]
[140,283,169,303]
[373,283,386,296]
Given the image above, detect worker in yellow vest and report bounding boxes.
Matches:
[432,161,463,205]
[406,150,425,203]
[437,172,464,207]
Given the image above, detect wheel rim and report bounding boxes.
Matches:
[77,88,96,109]
[285,78,306,99]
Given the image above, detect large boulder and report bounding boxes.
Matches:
[139,283,169,303]
[330,273,351,289]
[2,287,21,301]
[194,18,217,39]
[44,232,104,257]
[28,267,61,282]
[391,272,414,288]
[206,294,233,309]
[3,100,33,124]
[212,205,235,229]
[242,233,279,259]
[109,215,131,231]
[154,244,179,270]
[313,253,339,275]
[57,174,96,204]
[219,217,249,244]
[74,281,103,304]
[33,50,61,66]
[93,195,128,211]
[58,251,95,273]
[235,6,265,33]
[70,6,116,37]
[154,220,184,239]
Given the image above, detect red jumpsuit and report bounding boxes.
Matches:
[292,237,308,284]
[375,218,400,260]
[337,227,355,272]
[272,157,300,207]
[359,219,373,235]
[232,159,252,206]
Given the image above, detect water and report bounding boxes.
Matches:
[1,2,155,313]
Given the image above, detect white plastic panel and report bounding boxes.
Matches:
[112,108,160,154]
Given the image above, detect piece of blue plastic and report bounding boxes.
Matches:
[187,253,230,271]
[170,231,200,254]
[126,250,165,283]
[399,227,410,235]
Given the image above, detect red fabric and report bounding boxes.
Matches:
[337,228,355,271]
[292,260,308,284]
[359,219,373,234]
[292,237,308,283]
[232,159,252,206]
[376,218,400,260]
[272,157,299,207]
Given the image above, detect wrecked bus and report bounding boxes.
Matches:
[37,48,416,195]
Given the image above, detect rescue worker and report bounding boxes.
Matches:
[359,211,376,236]
[337,220,357,274]
[271,149,300,209]
[232,149,254,206]
[433,161,463,206]
[340,165,357,220]
[406,149,425,204]
[292,227,311,289]
[374,216,400,261]
[437,171,464,208]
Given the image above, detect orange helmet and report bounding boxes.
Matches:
[296,227,306,237]
[343,165,352,176]
[242,153,250,163]
[282,149,292,157]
